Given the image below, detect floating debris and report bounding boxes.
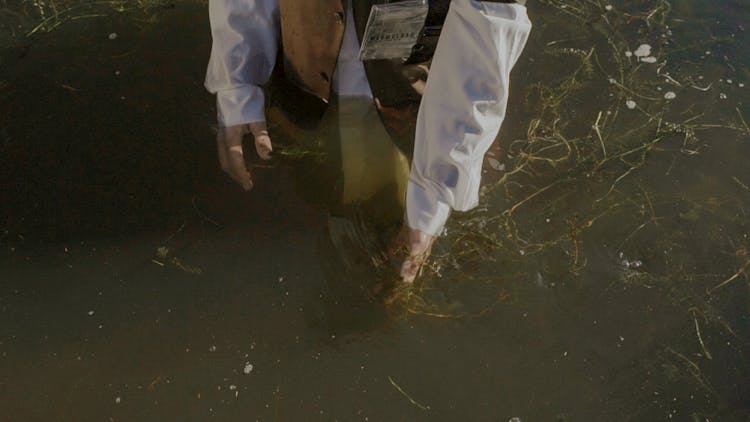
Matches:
[209,345,217,352]
[625,51,633,58]
[388,376,430,411]
[487,157,505,171]
[691,83,712,92]
[115,396,121,404]
[640,56,658,63]
[619,253,643,269]
[87,310,94,316]
[664,91,677,100]
[625,260,643,269]
[243,362,254,374]
[108,32,117,40]
[604,5,613,11]
[626,100,637,110]
[720,93,727,100]
[633,44,652,58]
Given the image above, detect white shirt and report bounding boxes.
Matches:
[205,0,370,127]
[205,0,532,236]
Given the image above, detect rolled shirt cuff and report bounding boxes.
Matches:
[406,179,451,236]
[216,85,266,127]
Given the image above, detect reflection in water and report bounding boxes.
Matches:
[0,0,749,420]
[337,97,410,208]
[268,92,410,333]
[269,95,409,217]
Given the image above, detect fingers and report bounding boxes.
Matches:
[218,125,253,191]
[248,121,273,161]
[410,79,426,96]
[400,228,436,284]
[216,122,273,191]
[254,134,273,161]
[374,97,397,118]
[216,129,230,173]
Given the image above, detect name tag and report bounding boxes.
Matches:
[358,1,428,61]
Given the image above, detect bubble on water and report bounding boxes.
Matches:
[726,79,733,84]
[739,83,745,88]
[626,100,637,110]
[108,33,117,40]
[621,257,643,269]
[209,345,216,352]
[664,91,677,100]
[634,44,652,57]
[115,396,121,404]
[605,5,613,11]
[243,362,254,374]
[641,56,658,63]
[625,51,633,58]
[720,93,727,100]
[487,157,505,171]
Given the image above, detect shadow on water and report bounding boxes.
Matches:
[1,0,750,420]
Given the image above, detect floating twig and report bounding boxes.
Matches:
[709,259,750,293]
[387,376,430,411]
[737,108,750,133]
[732,176,750,192]
[691,310,713,360]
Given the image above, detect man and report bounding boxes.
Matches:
[205,0,531,283]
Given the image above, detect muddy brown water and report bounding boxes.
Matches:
[1,1,749,420]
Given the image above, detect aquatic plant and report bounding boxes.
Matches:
[391,2,749,415]
[0,0,183,44]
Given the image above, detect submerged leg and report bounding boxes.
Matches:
[401,0,532,283]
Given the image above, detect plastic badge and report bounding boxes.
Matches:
[358,0,428,61]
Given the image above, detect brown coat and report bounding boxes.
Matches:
[275,0,428,153]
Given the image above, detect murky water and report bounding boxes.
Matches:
[1,0,749,420]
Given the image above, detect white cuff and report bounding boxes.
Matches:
[216,85,266,127]
[406,180,452,236]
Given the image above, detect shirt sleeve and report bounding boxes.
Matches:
[204,0,280,127]
[406,0,532,235]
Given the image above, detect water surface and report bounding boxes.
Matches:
[1,0,749,420]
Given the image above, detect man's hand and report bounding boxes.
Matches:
[216,121,273,191]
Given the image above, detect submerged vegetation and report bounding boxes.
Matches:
[1,0,748,418]
[385,0,748,303]
[0,0,181,47]
[388,0,749,417]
